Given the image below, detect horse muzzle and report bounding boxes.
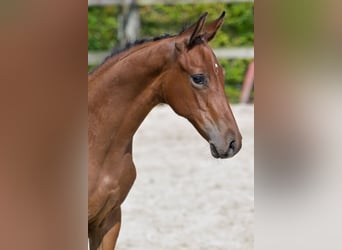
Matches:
[209,136,242,159]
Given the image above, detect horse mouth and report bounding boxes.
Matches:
[210,143,229,159]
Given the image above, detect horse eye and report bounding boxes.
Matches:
[191,74,207,86]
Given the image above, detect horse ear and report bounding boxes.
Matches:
[203,11,225,42]
[176,12,208,52]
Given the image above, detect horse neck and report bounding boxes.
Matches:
[88,40,173,163]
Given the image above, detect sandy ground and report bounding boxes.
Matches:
[117,104,254,250]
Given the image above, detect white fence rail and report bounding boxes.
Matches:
[88,47,254,65]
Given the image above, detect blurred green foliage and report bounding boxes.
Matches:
[88,3,253,50]
[88,3,254,103]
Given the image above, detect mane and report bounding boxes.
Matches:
[89,33,175,75]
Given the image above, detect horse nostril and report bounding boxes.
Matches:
[229,140,236,152]
[227,138,242,157]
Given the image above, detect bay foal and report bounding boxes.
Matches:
[88,12,242,250]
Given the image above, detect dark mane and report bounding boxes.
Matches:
[89,33,175,75]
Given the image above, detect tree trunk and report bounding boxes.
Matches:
[118,0,140,47]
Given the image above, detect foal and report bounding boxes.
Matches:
[88,12,242,250]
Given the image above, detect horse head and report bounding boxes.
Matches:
[162,12,242,159]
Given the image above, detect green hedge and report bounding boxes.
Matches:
[88,3,254,103]
[88,3,253,50]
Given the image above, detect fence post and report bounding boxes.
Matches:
[240,60,254,103]
[118,0,141,47]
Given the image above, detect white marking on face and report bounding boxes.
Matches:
[214,63,219,74]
